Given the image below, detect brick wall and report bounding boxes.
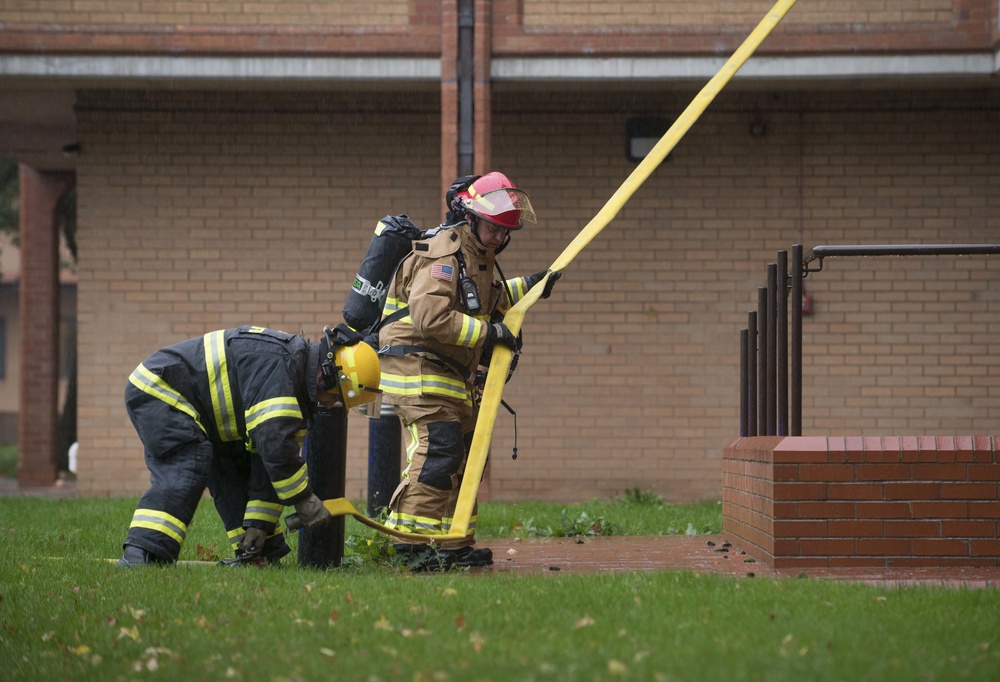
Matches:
[522,0,956,27]
[0,0,407,27]
[494,0,995,54]
[74,86,1000,503]
[74,89,442,497]
[481,86,999,503]
[723,436,1000,568]
[2,1,995,54]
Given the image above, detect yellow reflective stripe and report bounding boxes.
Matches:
[385,511,478,536]
[244,501,284,524]
[272,463,309,501]
[203,331,239,442]
[507,277,528,304]
[294,428,308,446]
[386,510,445,535]
[129,508,186,544]
[455,314,481,348]
[227,526,243,550]
[128,364,207,435]
[379,372,471,402]
[381,297,413,324]
[245,397,302,431]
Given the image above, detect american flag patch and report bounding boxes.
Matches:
[431,264,454,282]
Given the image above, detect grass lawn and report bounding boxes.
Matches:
[0,444,17,478]
[1,495,998,681]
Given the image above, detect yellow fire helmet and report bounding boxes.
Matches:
[319,324,382,416]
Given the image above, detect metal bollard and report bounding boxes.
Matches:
[297,405,347,569]
[367,403,401,517]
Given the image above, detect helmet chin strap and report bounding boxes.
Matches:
[468,215,511,254]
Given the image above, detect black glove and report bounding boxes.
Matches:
[484,322,518,356]
[238,527,268,556]
[294,493,331,529]
[522,270,562,299]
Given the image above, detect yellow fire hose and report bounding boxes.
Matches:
[309,0,800,542]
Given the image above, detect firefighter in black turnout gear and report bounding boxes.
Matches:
[118,324,381,567]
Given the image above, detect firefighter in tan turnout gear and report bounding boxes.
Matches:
[118,324,381,567]
[378,172,559,570]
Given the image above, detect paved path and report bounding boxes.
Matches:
[483,535,1000,588]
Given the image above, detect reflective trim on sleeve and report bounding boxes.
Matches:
[129,508,187,545]
[227,526,244,551]
[245,397,303,431]
[507,277,528,304]
[272,463,309,501]
[128,364,207,435]
[455,314,482,348]
[203,331,240,442]
[244,500,284,525]
[381,297,413,324]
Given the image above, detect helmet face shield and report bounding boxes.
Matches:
[462,187,536,230]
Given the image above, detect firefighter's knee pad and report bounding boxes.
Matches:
[417,421,465,490]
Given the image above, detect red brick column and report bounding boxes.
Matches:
[440,0,459,196]
[17,165,74,487]
[473,0,492,173]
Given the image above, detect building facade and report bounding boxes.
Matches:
[1,1,998,502]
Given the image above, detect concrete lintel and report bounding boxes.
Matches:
[492,52,1000,82]
[0,55,440,82]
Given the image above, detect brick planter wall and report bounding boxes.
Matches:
[723,436,1000,569]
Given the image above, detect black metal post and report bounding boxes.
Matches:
[457,0,475,176]
[756,287,768,435]
[740,328,749,436]
[791,244,803,436]
[367,404,401,517]
[747,311,757,436]
[766,263,778,436]
[298,406,347,569]
[776,250,788,436]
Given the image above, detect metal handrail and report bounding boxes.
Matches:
[740,244,1000,438]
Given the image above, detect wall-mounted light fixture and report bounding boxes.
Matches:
[749,113,768,138]
[626,117,672,163]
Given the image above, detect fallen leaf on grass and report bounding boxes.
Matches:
[469,631,485,653]
[303,582,316,593]
[574,616,595,629]
[320,647,335,659]
[455,614,466,631]
[118,626,140,641]
[374,616,392,631]
[607,660,627,676]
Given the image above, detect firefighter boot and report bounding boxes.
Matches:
[117,544,171,567]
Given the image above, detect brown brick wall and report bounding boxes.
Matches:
[723,435,1000,568]
[522,0,956,27]
[74,89,442,497]
[494,0,996,54]
[73,86,999,504]
[0,0,440,53]
[481,86,999,503]
[2,0,994,55]
[0,0,408,27]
